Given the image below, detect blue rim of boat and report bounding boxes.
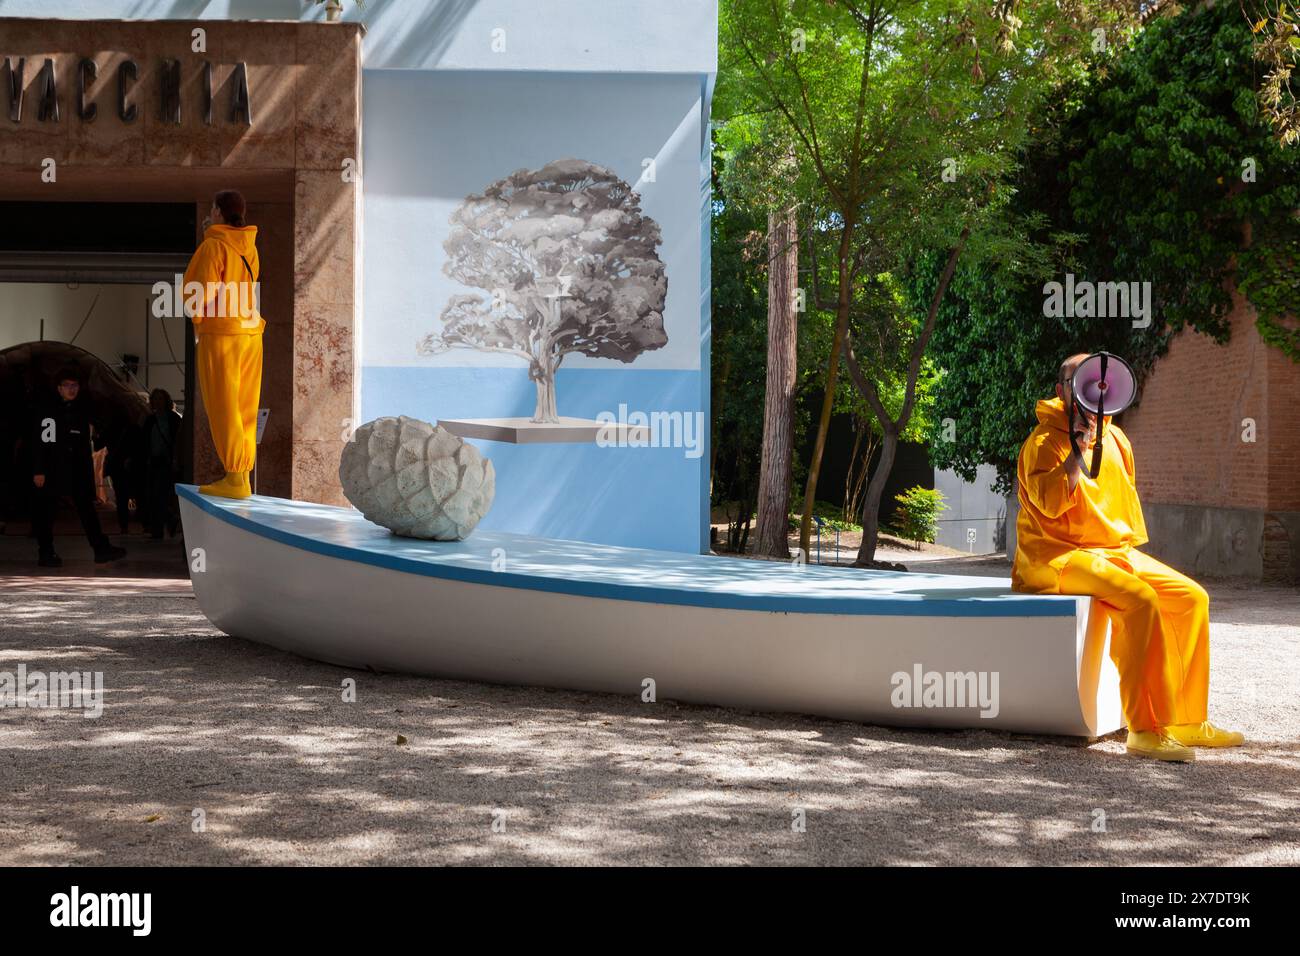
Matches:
[176,484,1075,618]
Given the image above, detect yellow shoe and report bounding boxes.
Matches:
[1126,730,1195,762]
[230,470,252,496]
[1166,721,1245,748]
[197,475,230,496]
[198,472,251,500]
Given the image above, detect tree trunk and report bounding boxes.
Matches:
[752,207,800,558]
[845,420,879,525]
[531,362,559,423]
[843,226,972,567]
[855,429,898,565]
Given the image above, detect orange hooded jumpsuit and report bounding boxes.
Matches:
[182,223,265,484]
[1011,397,1210,733]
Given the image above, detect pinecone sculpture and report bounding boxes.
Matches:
[339,416,496,540]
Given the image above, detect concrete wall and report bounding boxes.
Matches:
[934,464,1006,554]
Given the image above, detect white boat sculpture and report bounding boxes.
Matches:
[176,485,1124,738]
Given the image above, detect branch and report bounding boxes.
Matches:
[843,327,897,436]
[731,6,844,207]
[897,224,970,428]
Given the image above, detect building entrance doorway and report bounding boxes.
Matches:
[0,200,196,571]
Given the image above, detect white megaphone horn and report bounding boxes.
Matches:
[1069,351,1137,479]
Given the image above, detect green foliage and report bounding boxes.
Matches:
[1066,3,1298,343]
[709,132,814,523]
[925,2,1300,492]
[889,486,946,545]
[709,145,769,516]
[717,0,1102,551]
[1238,217,1300,361]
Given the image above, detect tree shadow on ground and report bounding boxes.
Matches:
[1,588,1296,866]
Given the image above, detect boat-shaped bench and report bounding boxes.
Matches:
[176,485,1124,738]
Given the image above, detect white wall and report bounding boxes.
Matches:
[0,282,186,402]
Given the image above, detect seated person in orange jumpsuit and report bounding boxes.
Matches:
[1012,354,1244,762]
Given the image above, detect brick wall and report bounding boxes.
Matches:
[1121,287,1300,581]
[1266,327,1300,512]
[1120,288,1272,510]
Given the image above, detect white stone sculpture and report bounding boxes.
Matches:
[339,416,495,540]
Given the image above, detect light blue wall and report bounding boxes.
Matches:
[362,68,711,552]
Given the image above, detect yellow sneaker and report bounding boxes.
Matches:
[1166,721,1245,748]
[230,470,252,497]
[199,472,251,500]
[1126,730,1195,762]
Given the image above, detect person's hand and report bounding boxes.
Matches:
[33,474,45,488]
[1072,417,1097,452]
[201,216,213,231]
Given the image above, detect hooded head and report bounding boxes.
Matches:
[204,189,258,254]
[213,189,246,228]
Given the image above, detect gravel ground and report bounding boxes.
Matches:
[0,565,1297,866]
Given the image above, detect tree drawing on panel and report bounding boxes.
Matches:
[419,158,669,423]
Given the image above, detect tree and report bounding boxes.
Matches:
[709,141,779,554]
[929,0,1300,494]
[722,0,1113,564]
[751,205,801,557]
[1243,1,1300,146]
[419,158,668,423]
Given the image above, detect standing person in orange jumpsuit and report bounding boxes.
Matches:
[183,189,264,500]
[1012,354,1244,762]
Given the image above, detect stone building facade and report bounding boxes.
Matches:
[1,16,361,504]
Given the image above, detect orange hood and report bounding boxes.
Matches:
[1035,396,1112,434]
[204,223,258,256]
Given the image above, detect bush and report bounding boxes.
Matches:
[890,486,946,546]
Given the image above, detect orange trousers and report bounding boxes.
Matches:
[196,332,263,474]
[1058,548,1210,733]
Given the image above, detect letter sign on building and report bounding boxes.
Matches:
[0,55,253,127]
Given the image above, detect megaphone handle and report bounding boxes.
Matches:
[1089,391,1106,479]
[1068,401,1084,463]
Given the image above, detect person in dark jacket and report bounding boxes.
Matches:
[142,388,182,539]
[102,420,141,535]
[30,367,127,568]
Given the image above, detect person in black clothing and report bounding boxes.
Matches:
[102,420,141,536]
[30,367,127,568]
[142,388,182,539]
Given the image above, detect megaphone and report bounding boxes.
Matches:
[1069,351,1137,479]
